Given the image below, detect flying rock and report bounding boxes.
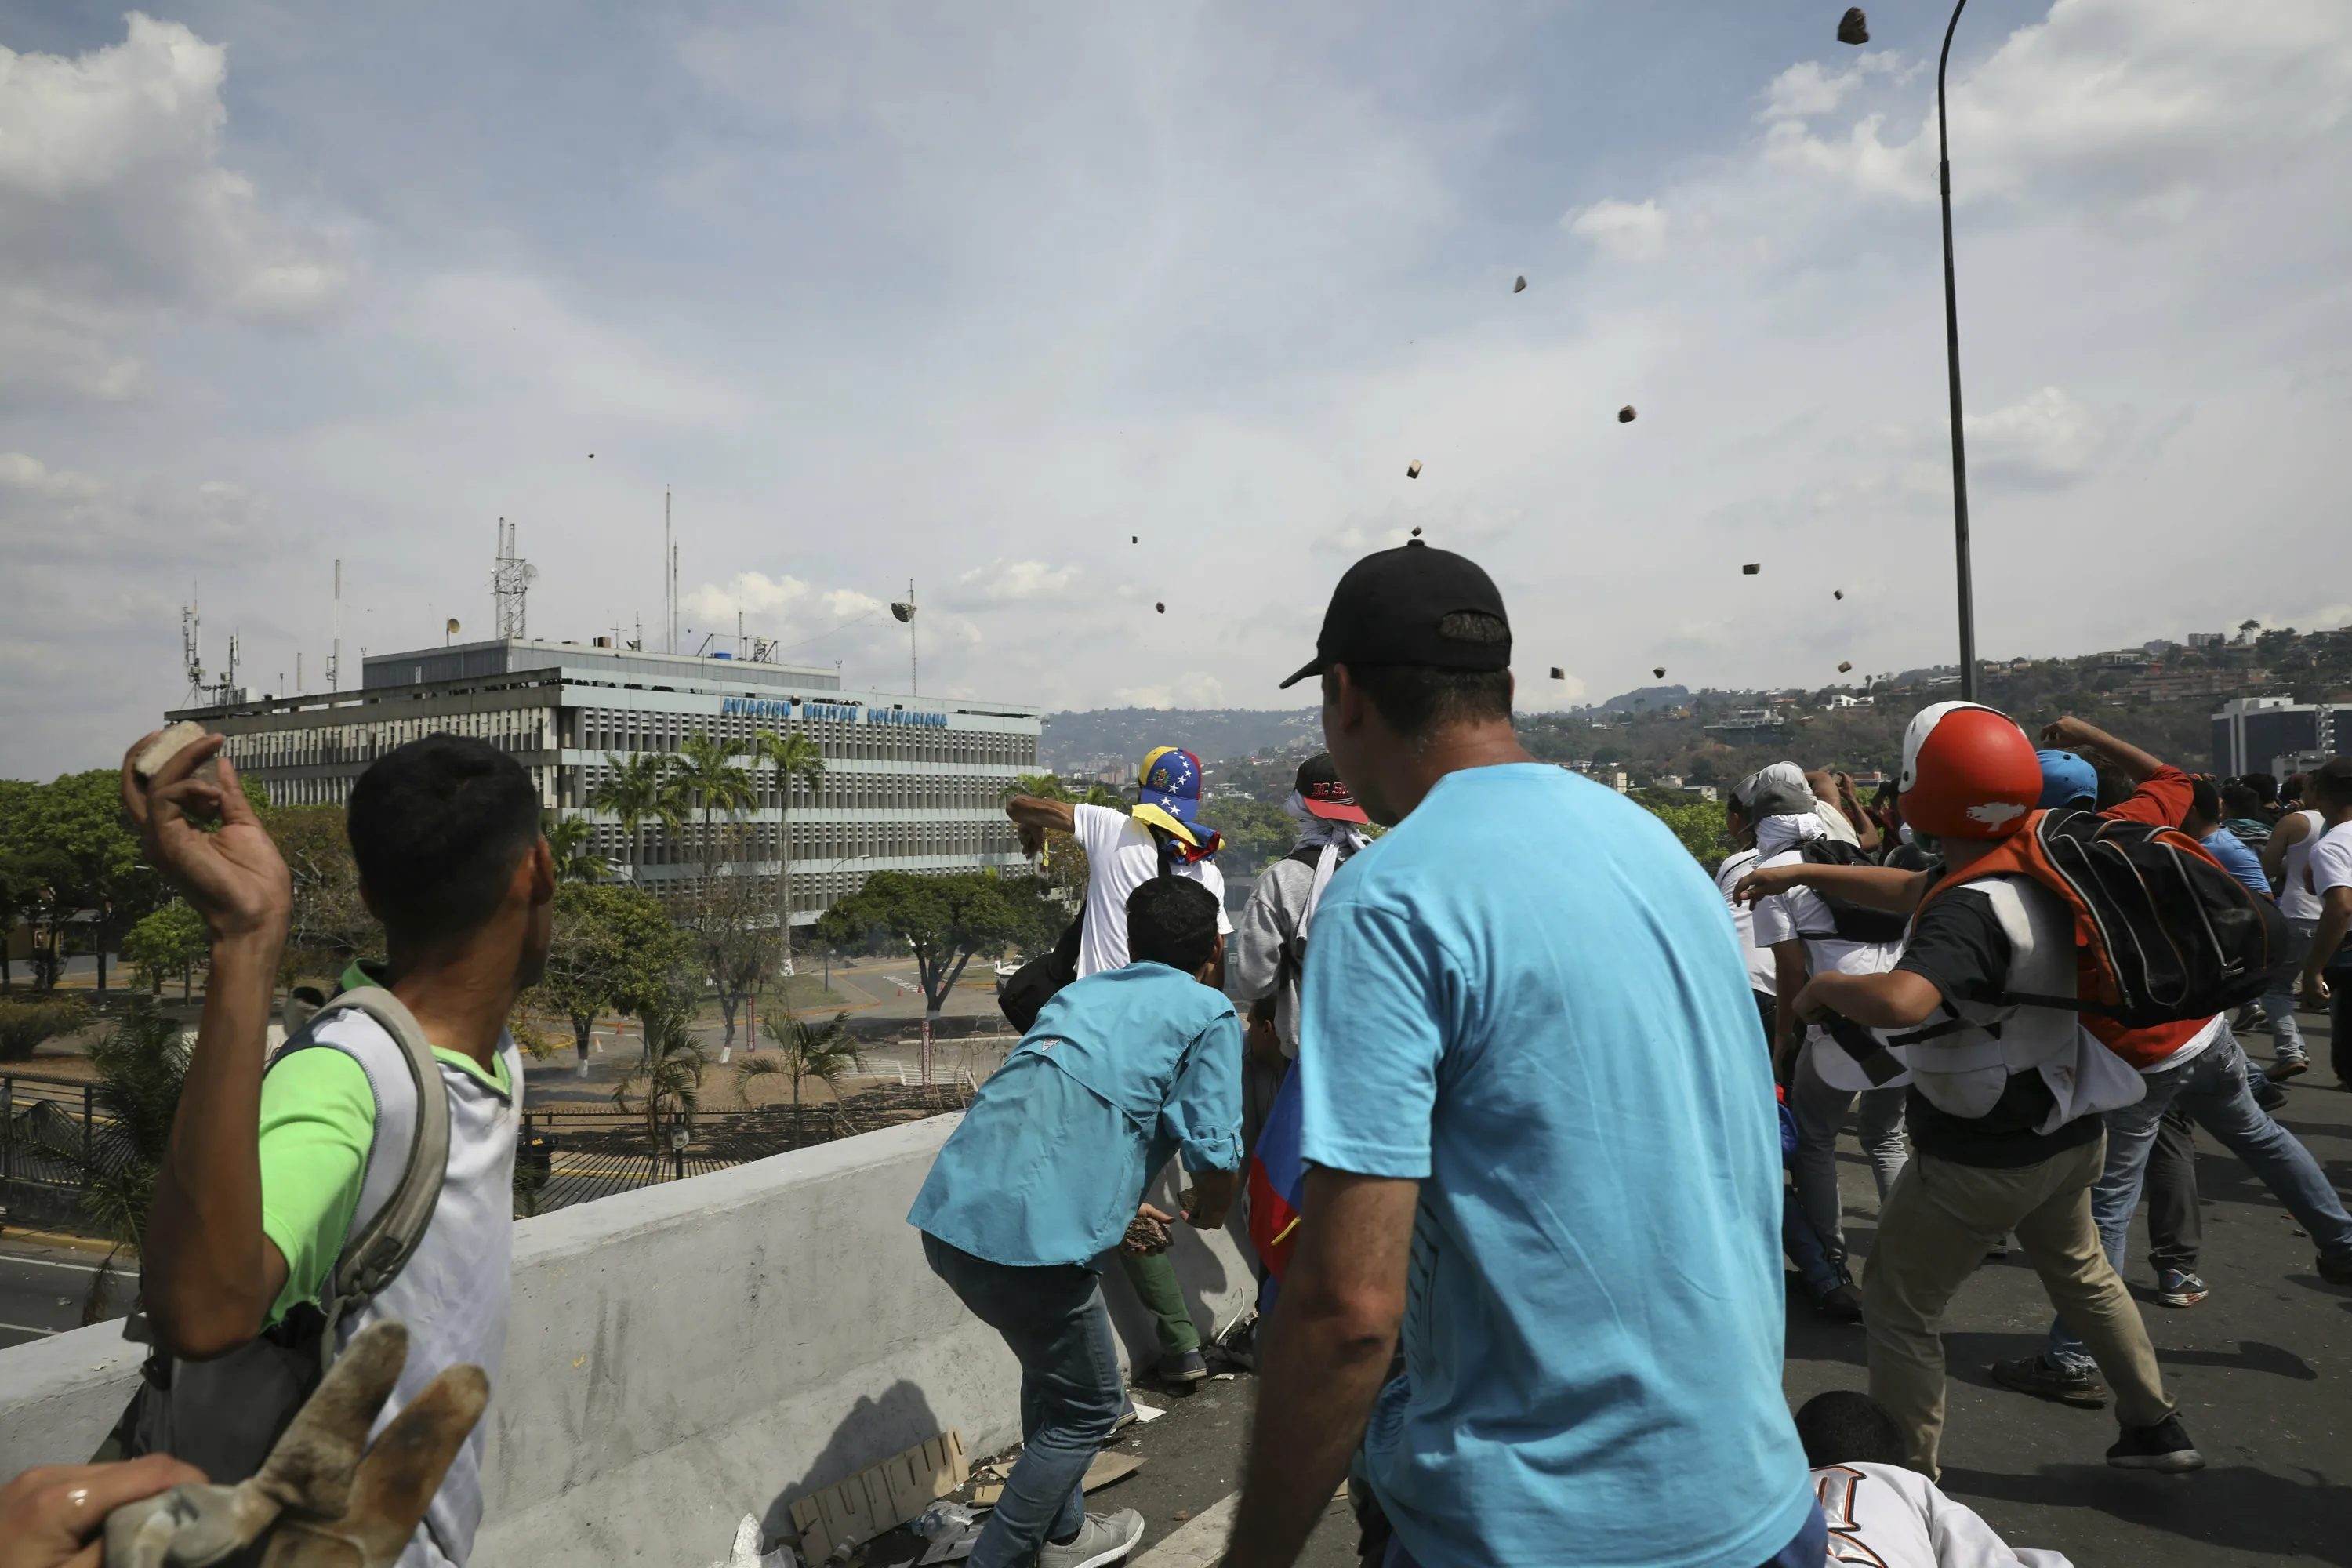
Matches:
[1834,589,1844,601]
[1407,459,1422,478]
[1618,405,1637,423]
[1743,563,1761,575]
[1513,275,1528,293]
[1838,661,1853,673]
[1837,8,1870,45]
[1549,667,1565,680]
[1653,666,1667,679]
[1155,603,1166,615]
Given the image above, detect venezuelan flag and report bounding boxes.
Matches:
[1247,1066,1307,1290]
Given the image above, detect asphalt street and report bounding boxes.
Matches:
[0,1236,133,1351]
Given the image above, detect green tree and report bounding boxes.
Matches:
[750,728,826,975]
[37,998,185,1320]
[526,882,696,1064]
[590,753,684,890]
[122,902,209,999]
[5,771,158,993]
[544,815,609,883]
[265,803,374,984]
[671,733,757,888]
[739,1007,859,1108]
[814,871,1029,1042]
[1632,789,1730,866]
[612,999,705,1168]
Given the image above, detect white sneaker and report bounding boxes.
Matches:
[1038,1509,1145,1568]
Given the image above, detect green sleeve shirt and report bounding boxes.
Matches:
[256,1019,516,1326]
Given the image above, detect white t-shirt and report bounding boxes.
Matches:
[1813,1463,2071,1567]
[2305,818,2352,907]
[1714,847,1777,996]
[1071,801,1232,978]
[2278,808,2325,920]
[1751,848,1905,1090]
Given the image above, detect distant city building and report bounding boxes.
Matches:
[168,637,1041,925]
[2117,667,2273,704]
[2210,696,2337,779]
[1704,709,1788,743]
[2186,632,2228,649]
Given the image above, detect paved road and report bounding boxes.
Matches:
[0,1238,134,1351]
[966,1013,2351,1568]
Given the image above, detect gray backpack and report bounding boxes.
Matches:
[103,986,450,1483]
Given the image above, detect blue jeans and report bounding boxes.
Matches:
[923,1233,1126,1568]
[2263,917,2315,1062]
[2046,1035,2352,1370]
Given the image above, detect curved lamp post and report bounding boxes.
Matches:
[1843,3,1978,701]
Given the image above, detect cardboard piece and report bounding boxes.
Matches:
[789,1431,968,1561]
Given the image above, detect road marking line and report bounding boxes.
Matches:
[1129,1492,1236,1568]
[0,1254,123,1274]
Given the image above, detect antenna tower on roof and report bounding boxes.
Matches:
[492,517,535,640]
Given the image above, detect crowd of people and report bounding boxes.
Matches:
[7,538,2352,1568]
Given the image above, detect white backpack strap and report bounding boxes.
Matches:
[309,985,451,1360]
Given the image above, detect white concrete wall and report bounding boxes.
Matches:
[0,1114,1259,1568]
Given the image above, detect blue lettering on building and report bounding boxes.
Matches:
[720,696,947,728]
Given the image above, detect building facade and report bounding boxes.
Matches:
[166,638,1042,924]
[2210,696,2338,779]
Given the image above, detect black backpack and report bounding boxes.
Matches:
[1794,840,1912,945]
[999,902,1083,1034]
[1927,808,2296,1036]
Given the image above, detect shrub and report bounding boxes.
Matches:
[0,996,95,1062]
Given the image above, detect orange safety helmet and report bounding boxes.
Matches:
[1897,701,2042,840]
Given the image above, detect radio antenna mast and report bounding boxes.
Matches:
[889,580,918,695]
[181,596,205,706]
[327,559,342,690]
[492,517,535,640]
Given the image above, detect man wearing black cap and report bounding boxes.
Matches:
[1228,543,1820,1568]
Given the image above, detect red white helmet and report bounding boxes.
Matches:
[1898,701,2041,840]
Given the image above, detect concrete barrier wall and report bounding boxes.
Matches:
[0,1113,1259,1568]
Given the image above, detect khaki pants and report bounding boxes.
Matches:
[1861,1134,2173,1477]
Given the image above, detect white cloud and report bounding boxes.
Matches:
[1561,198,1666,259]
[954,558,1081,602]
[681,571,810,622]
[1760,0,2352,216]
[1114,673,1228,710]
[0,13,345,407]
[1963,387,2107,486]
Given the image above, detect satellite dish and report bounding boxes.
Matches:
[891,602,916,623]
[446,618,461,638]
[521,563,540,585]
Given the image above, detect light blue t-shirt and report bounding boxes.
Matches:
[1298,764,1811,1568]
[2200,826,2271,899]
[909,962,1242,1268]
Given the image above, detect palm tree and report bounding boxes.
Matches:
[750,728,826,976]
[671,733,757,889]
[36,998,185,1321]
[740,1007,859,1109]
[612,999,705,1173]
[543,815,609,883]
[589,753,682,888]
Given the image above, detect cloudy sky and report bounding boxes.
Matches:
[3,1,2348,775]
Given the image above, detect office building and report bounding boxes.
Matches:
[2210,696,2337,779]
[166,637,1042,925]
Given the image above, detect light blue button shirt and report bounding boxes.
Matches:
[909,962,1242,1269]
[1298,764,1811,1568]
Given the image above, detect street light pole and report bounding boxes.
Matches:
[1935,0,1978,702]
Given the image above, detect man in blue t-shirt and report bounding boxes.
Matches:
[910,877,1242,1568]
[1225,543,1820,1568]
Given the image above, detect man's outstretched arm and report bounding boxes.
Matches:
[1227,1169,1417,1568]
[1004,795,1076,857]
[122,734,295,1358]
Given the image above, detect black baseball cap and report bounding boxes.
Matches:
[1278,540,1512,689]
